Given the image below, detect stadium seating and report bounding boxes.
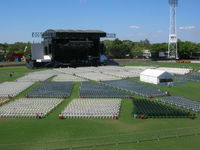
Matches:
[133,99,190,118]
[156,67,192,75]
[59,98,121,119]
[53,66,158,80]
[0,82,34,97]
[0,98,63,118]
[27,82,74,98]
[102,80,166,97]
[80,82,131,98]
[75,72,120,81]
[53,68,86,75]
[158,96,200,112]
[176,72,200,82]
[52,74,87,82]
[17,70,58,82]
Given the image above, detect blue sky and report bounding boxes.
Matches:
[0,0,199,43]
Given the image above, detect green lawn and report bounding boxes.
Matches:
[0,66,200,150]
[120,61,200,71]
[0,67,32,82]
[96,136,200,150]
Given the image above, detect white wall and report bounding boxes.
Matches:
[31,43,44,60]
[140,75,159,84]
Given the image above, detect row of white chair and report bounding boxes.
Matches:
[60,98,121,119]
[0,98,63,118]
[52,74,87,82]
[17,70,58,82]
[75,72,120,81]
[0,82,34,98]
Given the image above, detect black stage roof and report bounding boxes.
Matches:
[42,29,107,39]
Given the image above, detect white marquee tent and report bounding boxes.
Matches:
[140,69,174,85]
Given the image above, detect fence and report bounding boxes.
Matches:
[1,126,200,150]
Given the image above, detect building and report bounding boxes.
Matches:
[142,50,151,59]
[7,53,23,62]
[140,69,174,85]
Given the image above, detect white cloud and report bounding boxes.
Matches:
[179,26,196,30]
[129,25,140,29]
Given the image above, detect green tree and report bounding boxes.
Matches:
[6,42,31,55]
[150,43,168,53]
[139,39,151,49]
[104,39,131,58]
[130,42,143,58]
[178,41,196,59]
[102,39,200,59]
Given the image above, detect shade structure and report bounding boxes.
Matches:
[140,69,174,85]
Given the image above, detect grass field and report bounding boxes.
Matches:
[0,64,200,150]
[120,61,200,71]
[0,67,46,82]
[0,67,32,82]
